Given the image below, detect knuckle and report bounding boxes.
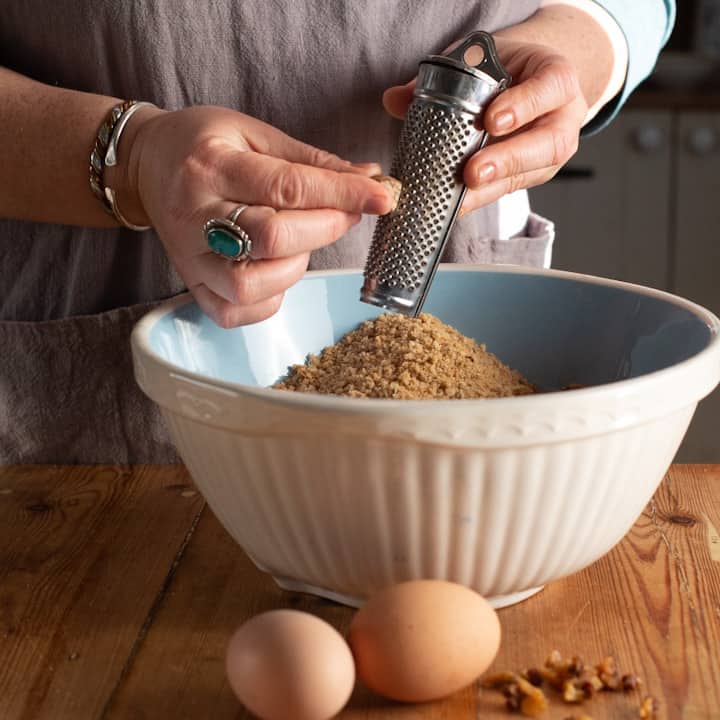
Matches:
[259,214,291,258]
[231,271,257,306]
[542,57,580,99]
[506,174,525,195]
[305,144,341,169]
[526,91,544,121]
[267,163,306,208]
[557,61,582,98]
[249,294,284,324]
[267,294,284,316]
[169,137,225,222]
[214,304,237,330]
[324,212,346,242]
[182,136,225,185]
[503,154,523,182]
[549,127,578,166]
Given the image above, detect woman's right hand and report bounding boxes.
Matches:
[118,106,393,328]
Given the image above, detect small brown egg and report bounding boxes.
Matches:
[226,609,355,720]
[347,580,501,703]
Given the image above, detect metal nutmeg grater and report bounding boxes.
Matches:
[361,32,511,316]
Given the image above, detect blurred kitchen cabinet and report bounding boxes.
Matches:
[530,108,720,461]
[529,110,673,289]
[673,113,720,314]
[670,112,720,460]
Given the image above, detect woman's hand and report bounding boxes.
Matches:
[382,5,616,217]
[463,38,587,214]
[383,40,586,216]
[118,106,393,328]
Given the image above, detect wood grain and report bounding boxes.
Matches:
[477,465,720,720]
[105,465,720,720]
[0,465,203,720]
[2,465,719,719]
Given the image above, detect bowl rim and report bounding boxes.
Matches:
[131,264,720,414]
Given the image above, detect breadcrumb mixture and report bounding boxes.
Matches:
[273,313,535,399]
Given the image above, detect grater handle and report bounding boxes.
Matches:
[444,32,511,87]
[410,184,468,317]
[361,32,510,317]
[409,34,507,317]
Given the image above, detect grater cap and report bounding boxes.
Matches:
[416,32,511,114]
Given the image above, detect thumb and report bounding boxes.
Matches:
[382,80,416,120]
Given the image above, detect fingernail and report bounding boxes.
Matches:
[476,163,496,184]
[493,111,515,131]
[352,162,383,176]
[364,194,393,215]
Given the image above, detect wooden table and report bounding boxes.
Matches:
[1,465,719,720]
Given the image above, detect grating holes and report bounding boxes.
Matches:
[367,103,477,291]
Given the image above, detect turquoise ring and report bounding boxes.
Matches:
[203,205,252,261]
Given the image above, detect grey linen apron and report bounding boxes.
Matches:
[0,0,546,463]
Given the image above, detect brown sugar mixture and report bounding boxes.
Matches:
[273,313,535,399]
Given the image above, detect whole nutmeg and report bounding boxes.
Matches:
[372,174,402,213]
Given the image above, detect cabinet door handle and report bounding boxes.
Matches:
[632,125,665,153]
[687,127,717,155]
[554,166,595,180]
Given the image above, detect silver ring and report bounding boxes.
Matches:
[203,205,253,261]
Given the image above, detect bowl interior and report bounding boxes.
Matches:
[148,268,714,392]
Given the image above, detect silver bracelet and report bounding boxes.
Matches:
[104,101,155,231]
[89,100,156,231]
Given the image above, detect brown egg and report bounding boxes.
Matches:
[226,609,355,720]
[347,580,501,702]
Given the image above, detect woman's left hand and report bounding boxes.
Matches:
[382,37,588,216]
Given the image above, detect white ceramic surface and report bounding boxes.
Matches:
[131,266,720,607]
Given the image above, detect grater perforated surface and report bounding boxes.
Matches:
[361,31,509,315]
[364,98,482,301]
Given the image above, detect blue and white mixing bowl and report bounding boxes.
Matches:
[131,266,720,607]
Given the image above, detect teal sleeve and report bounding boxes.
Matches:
[582,0,676,135]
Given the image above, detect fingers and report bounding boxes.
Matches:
[212,149,394,215]
[191,283,287,329]
[238,207,361,260]
[464,101,584,189]
[181,203,360,257]
[183,202,357,305]
[182,199,357,306]
[484,55,581,137]
[382,80,416,120]
[188,252,310,308]
[350,162,385,176]
[242,117,382,177]
[460,166,558,216]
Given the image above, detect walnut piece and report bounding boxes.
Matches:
[481,671,548,717]
[562,680,585,704]
[639,696,659,719]
[622,674,643,691]
[596,656,621,690]
[482,651,651,718]
[516,677,549,717]
[524,668,545,687]
[483,671,521,689]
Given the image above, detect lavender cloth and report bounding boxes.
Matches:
[0,0,547,463]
